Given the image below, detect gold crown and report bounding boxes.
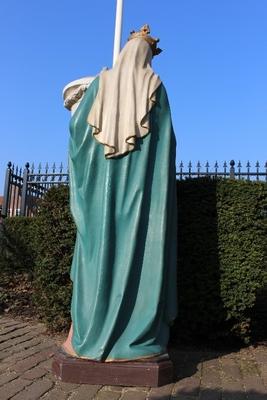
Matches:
[128,24,162,56]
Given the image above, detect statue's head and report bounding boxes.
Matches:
[128,25,162,57]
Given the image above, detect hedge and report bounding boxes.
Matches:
[33,186,76,331]
[174,178,267,344]
[1,179,266,343]
[0,217,37,313]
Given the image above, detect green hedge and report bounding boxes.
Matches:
[0,217,37,313]
[33,186,76,331]
[174,178,267,344]
[1,179,266,343]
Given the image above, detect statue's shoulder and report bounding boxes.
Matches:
[63,76,99,114]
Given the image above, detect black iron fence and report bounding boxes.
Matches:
[2,162,69,217]
[2,160,267,217]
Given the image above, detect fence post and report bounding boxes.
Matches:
[229,160,235,180]
[2,162,12,217]
[20,162,30,216]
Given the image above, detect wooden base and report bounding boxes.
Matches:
[52,349,174,387]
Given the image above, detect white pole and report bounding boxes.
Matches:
[113,0,124,66]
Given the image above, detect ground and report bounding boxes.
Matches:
[0,316,267,400]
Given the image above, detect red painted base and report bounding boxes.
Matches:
[52,349,174,387]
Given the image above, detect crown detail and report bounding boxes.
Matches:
[128,24,162,56]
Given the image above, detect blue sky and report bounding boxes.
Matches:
[1,0,266,191]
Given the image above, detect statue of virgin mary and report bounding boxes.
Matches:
[62,25,177,362]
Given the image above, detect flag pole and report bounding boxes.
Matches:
[113,0,124,66]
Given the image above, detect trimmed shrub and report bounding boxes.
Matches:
[217,179,267,342]
[174,178,267,344]
[0,217,37,313]
[33,185,76,331]
[1,179,266,343]
[0,217,36,273]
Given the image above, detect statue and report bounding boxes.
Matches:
[55,25,177,385]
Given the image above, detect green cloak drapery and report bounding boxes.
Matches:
[69,76,177,361]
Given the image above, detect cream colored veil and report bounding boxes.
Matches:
[87,37,162,158]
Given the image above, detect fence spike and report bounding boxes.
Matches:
[66,166,69,181]
[229,160,235,179]
[246,161,250,181]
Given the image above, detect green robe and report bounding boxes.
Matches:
[69,76,177,361]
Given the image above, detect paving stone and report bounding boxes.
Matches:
[120,389,148,399]
[239,359,259,378]
[201,359,221,389]
[0,340,55,362]
[68,384,102,399]
[56,381,80,391]
[40,386,68,400]
[0,362,11,373]
[38,358,53,372]
[22,366,47,380]
[221,379,245,393]
[0,317,15,324]
[173,376,200,397]
[13,347,56,373]
[0,323,28,336]
[123,386,148,393]
[0,370,18,386]
[246,392,267,400]
[147,383,174,399]
[258,364,267,387]
[0,330,44,351]
[0,337,42,358]
[222,389,247,400]
[0,326,36,344]
[199,388,221,400]
[11,378,54,400]
[220,357,243,381]
[221,372,247,400]
[243,376,267,395]
[103,385,124,393]
[0,317,267,400]
[95,387,121,400]
[253,348,267,365]
[0,377,32,400]
[0,320,26,327]
[202,358,221,369]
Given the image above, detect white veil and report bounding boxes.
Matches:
[87,38,161,158]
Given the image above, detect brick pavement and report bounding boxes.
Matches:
[0,316,266,399]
